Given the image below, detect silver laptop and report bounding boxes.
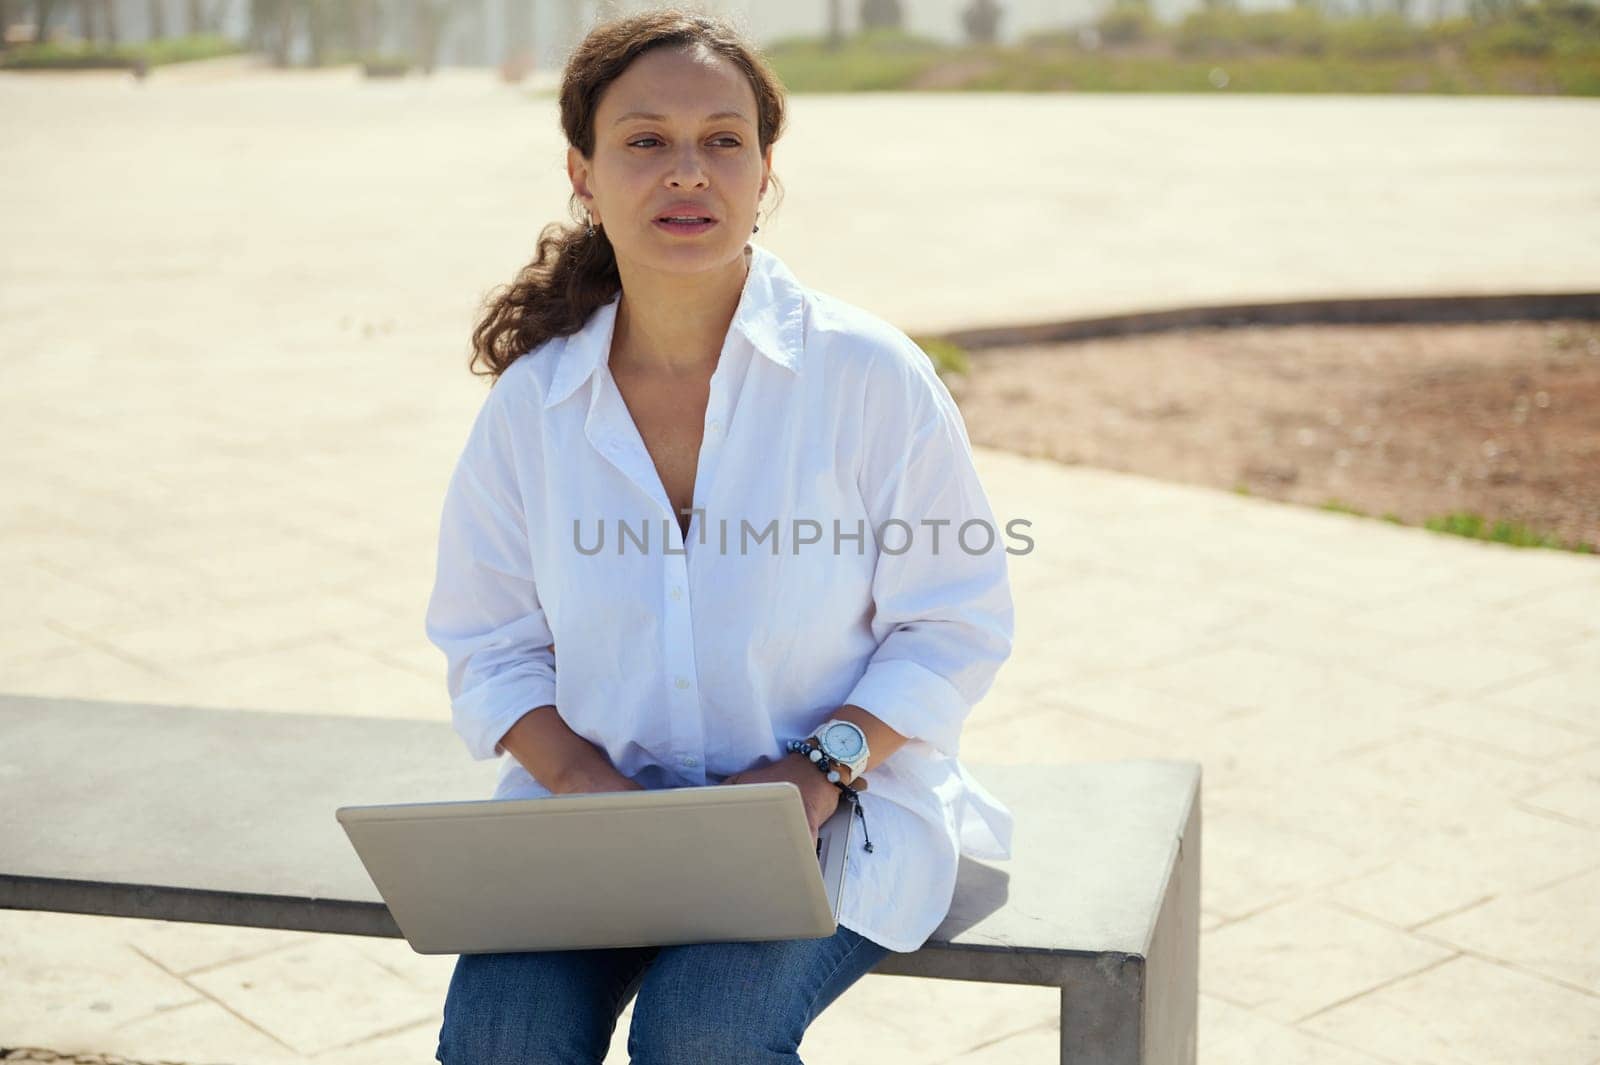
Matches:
[335,780,854,954]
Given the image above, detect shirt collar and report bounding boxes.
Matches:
[543,241,805,410]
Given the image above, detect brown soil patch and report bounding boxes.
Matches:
[945,320,1600,552]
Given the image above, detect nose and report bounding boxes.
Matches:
[667,145,709,189]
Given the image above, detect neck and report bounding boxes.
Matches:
[610,244,752,377]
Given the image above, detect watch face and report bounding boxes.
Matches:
[824,723,864,759]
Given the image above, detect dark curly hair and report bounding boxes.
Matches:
[467,8,788,384]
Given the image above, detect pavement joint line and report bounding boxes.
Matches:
[937,1012,1061,1062]
[1400,889,1506,934]
[329,642,436,681]
[1288,950,1464,1026]
[1425,943,1600,1004]
[178,633,343,669]
[1323,730,1420,764]
[1309,859,1404,898]
[1463,660,1589,702]
[1321,895,1460,937]
[125,940,299,1055]
[1510,799,1600,832]
[171,940,303,980]
[33,620,173,677]
[1233,639,1482,700]
[106,996,209,1034]
[309,1012,440,1057]
[1416,726,1556,767]
[353,946,436,992]
[1509,861,1600,897]
[1199,893,1306,932]
[1215,1020,1412,1065]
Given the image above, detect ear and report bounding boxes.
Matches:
[567,146,595,217]
[759,144,773,199]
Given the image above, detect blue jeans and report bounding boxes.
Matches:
[435,925,891,1065]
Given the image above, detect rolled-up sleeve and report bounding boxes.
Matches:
[423,386,556,761]
[844,338,1015,760]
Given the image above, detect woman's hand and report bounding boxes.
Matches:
[721,752,841,846]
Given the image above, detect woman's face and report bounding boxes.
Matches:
[569,43,771,277]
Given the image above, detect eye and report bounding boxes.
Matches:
[626,136,743,149]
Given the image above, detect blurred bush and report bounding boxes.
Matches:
[0,33,240,70]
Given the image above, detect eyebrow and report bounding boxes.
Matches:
[612,110,749,126]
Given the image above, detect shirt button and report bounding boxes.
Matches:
[707,419,722,433]
[680,755,698,768]
[670,586,684,601]
[674,677,690,690]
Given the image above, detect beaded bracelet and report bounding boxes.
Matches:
[786,738,874,853]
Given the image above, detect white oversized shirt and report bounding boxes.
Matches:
[423,241,1016,953]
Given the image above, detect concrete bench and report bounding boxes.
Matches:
[0,693,1201,1064]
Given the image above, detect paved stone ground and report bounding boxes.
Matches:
[2,65,1597,1064]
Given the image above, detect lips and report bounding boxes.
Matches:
[656,203,718,223]
[653,212,719,237]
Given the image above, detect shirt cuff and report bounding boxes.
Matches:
[842,657,968,760]
[452,664,558,761]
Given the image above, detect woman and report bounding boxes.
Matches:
[424,9,1017,1063]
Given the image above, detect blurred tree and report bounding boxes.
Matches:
[1467,0,1517,20]
[825,0,843,48]
[414,0,452,73]
[79,0,117,42]
[503,0,533,78]
[305,0,330,64]
[859,0,902,31]
[248,0,294,64]
[352,0,376,53]
[961,0,1002,42]
[31,0,59,42]
[148,0,165,38]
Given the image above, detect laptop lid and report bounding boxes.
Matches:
[335,780,853,955]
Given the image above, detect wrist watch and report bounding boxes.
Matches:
[808,718,870,783]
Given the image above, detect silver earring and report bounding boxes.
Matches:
[585,211,595,238]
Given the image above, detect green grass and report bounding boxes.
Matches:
[766,29,953,92]
[0,34,242,69]
[771,45,1600,95]
[760,3,1600,96]
[1318,498,1596,554]
[957,52,1598,94]
[1422,510,1595,552]
[912,335,972,379]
